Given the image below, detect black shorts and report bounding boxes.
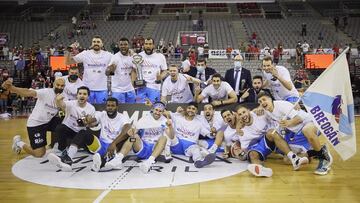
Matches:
[27,116,63,149]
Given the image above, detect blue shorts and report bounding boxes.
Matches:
[170,138,196,155]
[97,139,111,157]
[136,87,160,103]
[89,90,108,104]
[135,141,155,159]
[247,136,275,161]
[200,138,224,152]
[112,91,136,103]
[285,96,300,103]
[283,130,312,153]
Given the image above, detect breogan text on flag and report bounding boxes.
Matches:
[302,47,356,160]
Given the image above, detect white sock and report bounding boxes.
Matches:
[191,147,202,162]
[148,156,155,163]
[209,144,218,153]
[67,145,78,159]
[17,141,26,148]
[116,153,124,161]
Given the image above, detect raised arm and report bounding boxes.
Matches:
[2,79,36,98]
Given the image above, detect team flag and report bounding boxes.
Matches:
[302,47,356,160]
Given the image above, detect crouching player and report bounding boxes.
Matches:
[257,92,333,175]
[233,105,308,177]
[99,102,174,173]
[48,97,131,172]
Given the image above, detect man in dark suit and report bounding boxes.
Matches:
[186,58,217,93]
[224,54,252,102]
[240,75,273,103]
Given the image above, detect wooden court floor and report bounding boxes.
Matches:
[1,117,360,203]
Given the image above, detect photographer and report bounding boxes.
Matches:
[47,86,95,171]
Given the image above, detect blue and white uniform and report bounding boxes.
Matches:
[170,113,211,156]
[135,115,168,159]
[265,100,314,153]
[94,111,130,156]
[199,112,226,152]
[73,50,113,104]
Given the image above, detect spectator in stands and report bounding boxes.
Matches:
[110,42,120,54]
[198,45,205,58]
[226,45,233,59]
[251,32,257,45]
[15,54,25,79]
[54,68,63,78]
[168,42,175,57]
[203,43,209,58]
[0,85,9,113]
[176,10,180,20]
[301,40,310,54]
[272,47,280,64]
[174,44,183,59]
[188,10,192,20]
[296,42,302,65]
[188,48,197,66]
[318,31,324,44]
[181,55,191,73]
[0,47,3,60]
[198,17,204,31]
[333,43,340,58]
[224,54,252,103]
[316,45,324,54]
[301,22,307,36]
[240,75,272,103]
[72,16,77,29]
[334,16,339,32]
[263,44,271,56]
[239,41,247,60]
[2,45,9,60]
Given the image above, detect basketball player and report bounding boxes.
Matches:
[198,104,226,153]
[235,105,309,177]
[195,73,238,106]
[169,102,216,168]
[62,66,84,100]
[262,56,299,103]
[65,35,112,104]
[98,102,174,173]
[47,86,96,171]
[2,78,65,158]
[137,38,168,103]
[106,37,137,103]
[257,92,333,175]
[161,64,200,103]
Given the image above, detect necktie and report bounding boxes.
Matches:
[234,69,239,80]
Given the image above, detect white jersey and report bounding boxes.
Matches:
[223,125,239,147]
[200,112,227,138]
[95,111,130,144]
[62,75,84,100]
[27,88,59,127]
[239,112,271,149]
[161,74,193,103]
[73,50,112,91]
[139,115,167,144]
[201,81,234,101]
[171,113,210,143]
[109,52,135,93]
[262,65,299,100]
[265,100,312,133]
[138,51,167,90]
[62,100,96,132]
